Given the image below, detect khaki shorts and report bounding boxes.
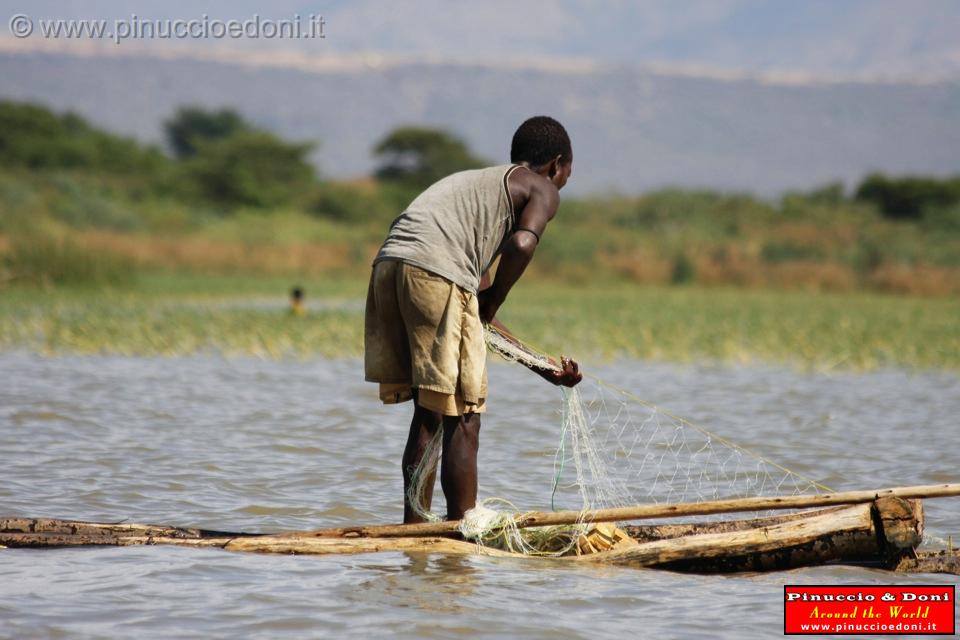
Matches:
[364,259,487,416]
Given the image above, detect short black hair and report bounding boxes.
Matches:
[510,116,571,168]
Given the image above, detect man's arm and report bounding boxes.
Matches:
[479,271,581,387]
[478,270,518,341]
[476,178,582,387]
[477,175,559,324]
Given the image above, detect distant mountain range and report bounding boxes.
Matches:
[1,42,959,195]
[6,0,960,79]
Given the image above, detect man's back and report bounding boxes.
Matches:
[365,115,580,524]
[375,164,522,293]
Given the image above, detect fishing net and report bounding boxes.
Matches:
[407,326,830,555]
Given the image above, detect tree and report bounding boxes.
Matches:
[164,106,251,159]
[855,172,960,220]
[186,131,315,208]
[373,126,486,189]
[0,100,165,173]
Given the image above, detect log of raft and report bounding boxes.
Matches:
[2,495,955,575]
[580,497,923,571]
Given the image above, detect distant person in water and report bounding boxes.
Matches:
[290,286,305,316]
[365,116,583,524]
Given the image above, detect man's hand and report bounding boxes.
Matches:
[542,356,582,387]
[483,313,582,387]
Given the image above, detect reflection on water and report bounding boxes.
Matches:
[355,554,481,615]
[1,351,958,638]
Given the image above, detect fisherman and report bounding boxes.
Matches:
[289,286,306,316]
[365,116,583,524]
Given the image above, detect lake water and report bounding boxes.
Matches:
[1,351,958,638]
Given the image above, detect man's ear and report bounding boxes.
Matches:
[547,155,562,179]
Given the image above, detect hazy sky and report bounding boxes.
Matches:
[4,0,959,78]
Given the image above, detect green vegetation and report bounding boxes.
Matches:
[855,172,960,220]
[501,281,960,371]
[1,99,959,369]
[184,131,315,208]
[163,106,317,208]
[373,126,487,190]
[164,106,251,159]
[4,230,135,287]
[0,276,363,359]
[1,274,957,370]
[0,101,166,174]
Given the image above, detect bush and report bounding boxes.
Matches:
[849,237,884,275]
[804,181,846,206]
[0,100,168,175]
[855,173,960,220]
[46,174,143,231]
[625,189,775,238]
[164,106,251,159]
[670,252,695,284]
[760,241,825,263]
[185,131,316,209]
[779,182,854,221]
[373,126,486,190]
[532,227,598,271]
[921,202,960,233]
[310,181,397,225]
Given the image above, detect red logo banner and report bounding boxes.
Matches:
[784,585,955,635]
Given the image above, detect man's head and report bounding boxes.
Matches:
[510,116,573,190]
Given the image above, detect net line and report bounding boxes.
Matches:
[406,325,831,550]
[485,325,831,515]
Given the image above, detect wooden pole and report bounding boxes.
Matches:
[284,483,960,539]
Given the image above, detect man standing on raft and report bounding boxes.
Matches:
[365,116,583,524]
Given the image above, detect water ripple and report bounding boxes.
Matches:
[1,351,958,638]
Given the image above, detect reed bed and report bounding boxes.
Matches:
[1,275,956,371]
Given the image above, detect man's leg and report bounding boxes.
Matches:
[440,412,481,520]
[402,392,443,524]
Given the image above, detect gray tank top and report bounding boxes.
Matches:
[374,164,522,293]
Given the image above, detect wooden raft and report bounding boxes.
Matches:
[2,496,952,574]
